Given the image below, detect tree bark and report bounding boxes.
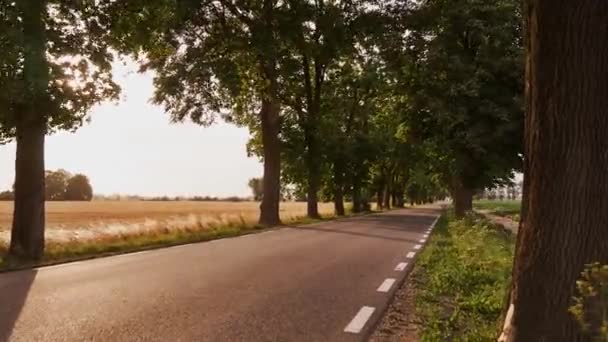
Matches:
[503,2,608,341]
[452,183,473,218]
[305,134,321,219]
[259,97,281,226]
[352,177,362,213]
[395,190,405,208]
[376,188,384,210]
[383,184,391,210]
[9,0,48,261]
[10,123,46,260]
[333,161,345,216]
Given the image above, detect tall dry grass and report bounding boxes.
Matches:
[0,201,336,242]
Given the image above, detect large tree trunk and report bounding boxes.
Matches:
[376,188,383,210]
[352,177,362,213]
[259,97,281,226]
[383,184,391,210]
[10,123,46,260]
[333,162,345,216]
[305,136,320,219]
[452,182,473,218]
[9,0,48,261]
[502,2,608,341]
[306,173,320,218]
[395,190,405,208]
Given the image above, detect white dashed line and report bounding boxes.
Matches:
[377,278,396,293]
[423,234,429,238]
[395,262,408,271]
[406,251,416,259]
[414,244,422,250]
[419,239,426,243]
[344,306,376,334]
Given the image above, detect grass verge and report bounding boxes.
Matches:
[0,209,380,271]
[413,211,515,341]
[474,199,521,221]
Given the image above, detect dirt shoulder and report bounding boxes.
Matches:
[369,268,421,342]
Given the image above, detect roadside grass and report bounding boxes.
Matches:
[413,211,515,341]
[474,199,521,221]
[0,208,381,271]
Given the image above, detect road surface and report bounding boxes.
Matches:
[0,208,439,342]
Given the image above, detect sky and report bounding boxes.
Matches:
[0,61,263,197]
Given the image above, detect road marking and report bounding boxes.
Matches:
[419,239,426,243]
[377,278,397,293]
[395,262,408,271]
[423,234,429,238]
[344,306,376,334]
[406,251,416,259]
[414,244,422,250]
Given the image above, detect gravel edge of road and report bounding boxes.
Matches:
[368,265,421,342]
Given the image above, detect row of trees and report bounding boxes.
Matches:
[0,0,519,258]
[2,0,606,339]
[0,169,93,201]
[44,169,93,201]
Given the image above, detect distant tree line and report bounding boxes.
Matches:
[144,196,247,202]
[0,169,93,202]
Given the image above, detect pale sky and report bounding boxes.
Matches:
[0,61,263,197]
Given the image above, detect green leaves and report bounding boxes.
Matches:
[0,0,120,141]
[393,0,524,191]
[570,263,608,340]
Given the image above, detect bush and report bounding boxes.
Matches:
[570,263,608,340]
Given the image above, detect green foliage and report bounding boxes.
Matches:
[570,263,608,341]
[106,0,291,125]
[45,169,72,200]
[248,177,264,201]
[64,174,93,201]
[0,0,120,141]
[414,212,515,341]
[43,169,93,201]
[394,0,524,193]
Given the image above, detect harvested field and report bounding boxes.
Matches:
[0,201,336,242]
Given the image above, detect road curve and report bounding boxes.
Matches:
[0,208,439,342]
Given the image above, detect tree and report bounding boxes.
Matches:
[396,0,524,217]
[500,2,608,341]
[0,1,119,260]
[276,0,366,218]
[64,174,93,201]
[45,169,71,200]
[107,0,290,225]
[248,177,264,201]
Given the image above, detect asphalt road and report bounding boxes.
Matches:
[0,208,439,342]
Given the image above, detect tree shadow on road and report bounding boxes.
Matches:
[0,269,37,342]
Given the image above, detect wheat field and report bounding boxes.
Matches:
[0,201,336,242]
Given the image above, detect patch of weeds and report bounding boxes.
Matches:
[414,211,515,341]
[570,263,608,341]
[474,200,521,220]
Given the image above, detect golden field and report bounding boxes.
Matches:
[0,201,336,241]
